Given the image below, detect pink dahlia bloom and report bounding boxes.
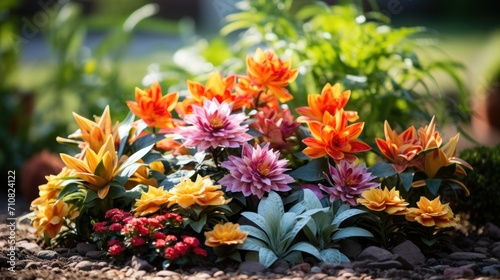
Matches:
[219,143,294,199]
[176,98,253,151]
[319,160,379,206]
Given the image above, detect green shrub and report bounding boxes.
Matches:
[457,144,500,228]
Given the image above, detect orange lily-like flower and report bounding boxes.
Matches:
[60,135,120,199]
[57,106,120,153]
[296,83,359,123]
[375,120,422,173]
[134,186,171,217]
[417,116,442,151]
[31,167,71,208]
[405,196,456,228]
[245,48,298,103]
[124,160,159,190]
[126,81,179,129]
[168,175,231,208]
[357,187,410,215]
[176,72,252,117]
[302,109,371,162]
[204,222,248,247]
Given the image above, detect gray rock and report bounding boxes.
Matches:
[270,259,289,274]
[449,252,487,261]
[76,243,97,256]
[391,240,426,266]
[310,265,322,273]
[238,261,267,274]
[491,246,500,258]
[85,250,106,259]
[484,222,500,240]
[25,261,40,269]
[481,264,500,276]
[340,239,363,258]
[156,270,182,277]
[443,266,474,279]
[17,241,41,254]
[37,250,58,260]
[131,255,154,272]
[357,246,395,262]
[75,260,95,271]
[366,260,403,270]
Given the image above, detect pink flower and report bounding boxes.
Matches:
[182,236,200,247]
[250,107,300,149]
[155,239,166,248]
[320,160,379,206]
[219,143,294,199]
[107,240,122,247]
[164,247,179,260]
[109,223,122,232]
[176,98,253,151]
[174,242,190,256]
[165,235,177,242]
[131,236,146,247]
[152,232,167,240]
[93,222,108,233]
[109,244,124,256]
[193,246,207,256]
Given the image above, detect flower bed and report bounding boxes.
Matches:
[25,47,472,271]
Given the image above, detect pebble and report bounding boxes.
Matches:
[37,250,58,260]
[76,243,97,256]
[75,260,95,271]
[156,270,182,277]
[366,260,403,270]
[17,241,41,254]
[238,261,267,274]
[86,250,106,259]
[131,255,154,272]
[449,252,487,261]
[310,266,322,273]
[357,246,395,262]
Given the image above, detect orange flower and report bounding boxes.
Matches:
[375,120,422,173]
[32,201,79,238]
[134,186,171,217]
[245,48,298,103]
[176,72,252,117]
[31,167,71,208]
[296,83,359,123]
[124,160,159,190]
[168,175,231,208]
[204,222,248,247]
[417,116,442,151]
[57,106,120,152]
[406,196,456,228]
[126,81,179,129]
[357,187,410,215]
[302,109,371,162]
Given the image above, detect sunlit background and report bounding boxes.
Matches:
[1,0,500,205]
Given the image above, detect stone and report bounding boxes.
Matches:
[484,222,500,240]
[37,250,58,260]
[17,241,41,254]
[238,261,267,274]
[443,267,474,279]
[75,260,95,271]
[291,262,311,273]
[76,243,97,256]
[25,261,40,269]
[131,255,154,272]
[156,270,182,277]
[449,252,487,261]
[86,250,106,259]
[481,264,500,276]
[310,265,322,273]
[340,239,363,259]
[357,246,395,262]
[391,240,426,266]
[491,246,500,258]
[366,260,403,270]
[270,259,289,274]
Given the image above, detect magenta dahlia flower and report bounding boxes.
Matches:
[219,143,294,199]
[176,98,253,151]
[319,160,379,206]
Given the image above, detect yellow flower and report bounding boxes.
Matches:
[124,160,159,190]
[60,135,120,199]
[32,201,78,238]
[168,175,231,208]
[204,222,248,247]
[134,186,171,217]
[31,167,71,208]
[57,106,119,153]
[357,187,410,215]
[406,196,456,228]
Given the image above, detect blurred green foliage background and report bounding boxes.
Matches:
[1,0,500,175]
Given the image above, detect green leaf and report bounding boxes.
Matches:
[117,144,153,174]
[399,172,414,192]
[283,216,310,250]
[368,162,397,178]
[332,208,366,226]
[289,157,328,181]
[84,189,99,204]
[239,237,268,251]
[285,242,321,260]
[425,178,442,196]
[259,247,279,268]
[240,225,268,242]
[241,212,267,231]
[130,133,165,153]
[320,248,343,264]
[332,227,373,241]
[185,213,207,233]
[56,183,80,201]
